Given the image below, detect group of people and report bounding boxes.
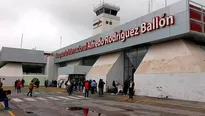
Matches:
[123,79,135,99]
[111,78,135,99]
[0,78,46,111]
[65,78,135,99]
[84,79,105,98]
[64,78,106,98]
[14,79,25,93]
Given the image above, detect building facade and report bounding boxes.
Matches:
[1,0,205,102]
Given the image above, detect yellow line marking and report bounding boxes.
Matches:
[136,98,150,103]
[1,102,16,116]
[8,111,15,116]
[1,102,5,107]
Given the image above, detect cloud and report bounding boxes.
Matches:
[0,0,204,51]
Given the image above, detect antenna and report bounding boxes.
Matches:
[148,0,151,13]
[148,0,154,13]
[60,36,62,48]
[165,0,167,7]
[20,33,23,48]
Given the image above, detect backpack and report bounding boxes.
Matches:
[17,82,21,87]
[65,81,68,86]
[29,83,34,89]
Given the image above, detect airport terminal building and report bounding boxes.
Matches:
[1,0,205,102]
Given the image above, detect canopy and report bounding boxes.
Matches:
[57,75,68,81]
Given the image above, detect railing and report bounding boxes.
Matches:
[94,2,120,10]
[189,0,205,33]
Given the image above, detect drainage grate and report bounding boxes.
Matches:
[25,111,34,114]
[67,107,83,111]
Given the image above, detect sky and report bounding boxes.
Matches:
[0,0,204,52]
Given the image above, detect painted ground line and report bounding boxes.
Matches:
[24,98,37,102]
[8,111,15,116]
[136,99,150,103]
[0,102,16,116]
[36,97,47,101]
[47,97,61,100]
[76,96,90,99]
[140,100,205,110]
[56,96,72,100]
[33,92,40,94]
[11,98,23,102]
[67,96,81,99]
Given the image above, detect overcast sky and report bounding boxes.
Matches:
[0,0,204,52]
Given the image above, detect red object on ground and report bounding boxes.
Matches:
[83,108,89,116]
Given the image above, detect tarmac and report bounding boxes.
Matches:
[2,87,205,116]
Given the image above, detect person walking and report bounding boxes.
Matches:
[112,81,117,94]
[98,79,105,96]
[27,82,35,97]
[123,79,129,96]
[84,80,89,98]
[91,80,96,94]
[44,79,48,88]
[128,80,135,99]
[0,88,12,110]
[21,78,25,88]
[16,80,22,94]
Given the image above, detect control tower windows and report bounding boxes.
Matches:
[104,8,110,14]
[111,10,117,16]
[95,8,118,16]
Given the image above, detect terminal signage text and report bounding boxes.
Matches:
[56,13,175,58]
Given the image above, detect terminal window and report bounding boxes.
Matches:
[124,45,148,81]
[22,63,45,75]
[82,55,99,66]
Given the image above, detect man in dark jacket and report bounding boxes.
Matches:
[0,88,11,110]
[128,80,135,99]
[21,78,25,88]
[98,79,105,96]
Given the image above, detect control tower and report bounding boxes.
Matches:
[93,2,120,35]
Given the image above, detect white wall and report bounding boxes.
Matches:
[46,56,56,81]
[101,16,120,32]
[134,39,205,102]
[0,76,22,86]
[86,52,123,91]
[93,13,120,35]
[107,52,124,88]
[0,63,23,77]
[134,73,205,102]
